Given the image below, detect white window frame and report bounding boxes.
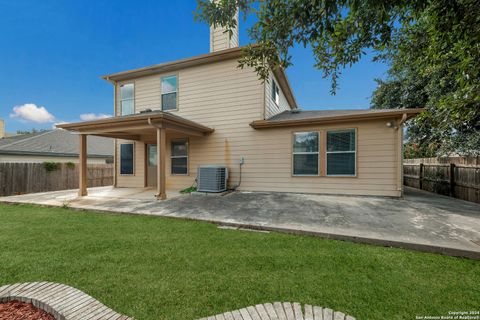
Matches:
[292,131,320,177]
[170,139,188,175]
[272,80,280,106]
[119,143,135,176]
[161,75,178,111]
[326,128,357,177]
[119,83,135,116]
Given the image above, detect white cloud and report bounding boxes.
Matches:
[10,103,55,123]
[79,113,112,121]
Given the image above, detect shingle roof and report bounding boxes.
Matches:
[251,108,424,129]
[0,129,113,158]
[267,109,406,121]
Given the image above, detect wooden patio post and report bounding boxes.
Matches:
[78,134,88,196]
[157,127,167,200]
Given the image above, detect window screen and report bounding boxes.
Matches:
[120,84,134,116]
[292,132,319,175]
[171,139,188,174]
[120,144,134,175]
[327,129,356,175]
[161,76,177,110]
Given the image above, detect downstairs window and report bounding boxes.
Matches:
[171,139,188,175]
[120,143,134,175]
[326,129,356,176]
[292,132,319,176]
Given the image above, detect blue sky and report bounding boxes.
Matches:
[0,0,388,133]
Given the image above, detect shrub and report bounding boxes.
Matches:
[43,162,61,172]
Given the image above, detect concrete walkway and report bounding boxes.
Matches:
[1,186,479,259]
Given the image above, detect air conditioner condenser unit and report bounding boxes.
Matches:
[197,165,228,192]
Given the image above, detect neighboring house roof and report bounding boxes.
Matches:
[0,129,114,158]
[101,46,298,109]
[250,108,424,129]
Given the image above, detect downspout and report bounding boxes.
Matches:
[397,113,408,128]
[147,117,160,129]
[112,79,118,187]
[231,158,244,191]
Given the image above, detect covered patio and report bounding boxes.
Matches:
[57,111,214,199]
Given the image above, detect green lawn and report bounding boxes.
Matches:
[0,204,478,320]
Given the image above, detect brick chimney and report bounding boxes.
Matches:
[210,10,239,52]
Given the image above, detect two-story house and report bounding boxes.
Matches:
[58,21,421,199]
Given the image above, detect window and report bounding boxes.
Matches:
[147,144,157,166]
[171,139,188,174]
[326,129,356,176]
[120,83,134,116]
[271,80,280,105]
[161,75,177,110]
[292,132,319,176]
[120,143,134,175]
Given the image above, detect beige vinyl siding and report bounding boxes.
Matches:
[264,71,291,119]
[170,118,401,197]
[114,59,264,190]
[228,119,401,196]
[113,57,401,197]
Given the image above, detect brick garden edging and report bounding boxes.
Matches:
[1,282,356,320]
[197,302,356,320]
[0,282,133,320]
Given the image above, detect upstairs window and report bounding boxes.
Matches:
[292,132,319,176]
[120,143,134,175]
[161,75,178,110]
[171,139,188,175]
[327,129,356,176]
[271,80,280,105]
[120,83,134,116]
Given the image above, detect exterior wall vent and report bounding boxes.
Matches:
[197,165,228,192]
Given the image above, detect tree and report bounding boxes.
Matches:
[196,0,428,92]
[196,0,480,156]
[16,128,49,135]
[371,1,480,156]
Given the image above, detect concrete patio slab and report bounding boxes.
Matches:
[1,186,479,259]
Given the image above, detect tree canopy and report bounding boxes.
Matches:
[196,0,480,156]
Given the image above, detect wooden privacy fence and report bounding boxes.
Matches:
[0,163,113,197]
[404,157,480,203]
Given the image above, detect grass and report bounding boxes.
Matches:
[0,204,479,320]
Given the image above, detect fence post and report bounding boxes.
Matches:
[450,163,455,197]
[419,163,424,190]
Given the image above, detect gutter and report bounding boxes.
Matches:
[250,109,424,129]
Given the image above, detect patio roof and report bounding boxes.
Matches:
[57,111,214,201]
[56,111,214,140]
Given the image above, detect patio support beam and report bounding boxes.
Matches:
[156,127,167,200]
[78,134,88,196]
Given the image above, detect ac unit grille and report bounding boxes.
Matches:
[197,166,228,192]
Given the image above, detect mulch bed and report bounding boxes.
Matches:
[0,300,55,320]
